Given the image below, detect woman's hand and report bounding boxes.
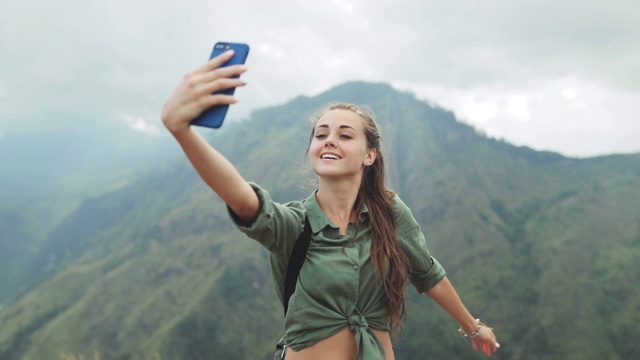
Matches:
[471,325,500,357]
[161,50,248,134]
[425,279,501,356]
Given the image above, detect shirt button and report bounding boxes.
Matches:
[349,243,354,248]
[353,265,359,270]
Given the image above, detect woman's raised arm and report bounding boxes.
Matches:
[161,50,259,223]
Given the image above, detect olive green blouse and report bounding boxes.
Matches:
[228,183,446,360]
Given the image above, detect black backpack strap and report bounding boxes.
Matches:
[282,216,312,316]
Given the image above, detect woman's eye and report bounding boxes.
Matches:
[314,133,351,140]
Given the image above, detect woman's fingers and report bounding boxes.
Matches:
[482,326,499,355]
[200,63,248,82]
[181,66,247,108]
[161,48,249,134]
[483,341,491,356]
[476,339,491,357]
[199,65,248,94]
[470,327,500,357]
[185,64,247,100]
[196,49,236,73]
[199,93,239,110]
[186,64,247,90]
[162,68,247,132]
[200,77,247,97]
[486,338,500,356]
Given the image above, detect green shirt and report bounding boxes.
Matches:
[229,183,446,360]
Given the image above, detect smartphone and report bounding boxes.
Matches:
[190,42,250,129]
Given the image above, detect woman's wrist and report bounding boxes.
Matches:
[458,318,486,337]
[163,117,193,138]
[460,318,480,334]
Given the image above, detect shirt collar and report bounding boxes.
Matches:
[303,191,370,233]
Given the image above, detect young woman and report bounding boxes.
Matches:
[161,50,500,360]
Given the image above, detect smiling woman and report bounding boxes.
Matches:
[161,50,500,359]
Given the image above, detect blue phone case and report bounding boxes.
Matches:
[191,42,250,129]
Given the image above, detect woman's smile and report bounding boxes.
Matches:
[320,152,342,160]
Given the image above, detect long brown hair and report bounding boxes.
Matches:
[308,103,410,336]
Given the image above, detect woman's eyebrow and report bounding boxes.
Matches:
[339,125,357,131]
[315,124,357,131]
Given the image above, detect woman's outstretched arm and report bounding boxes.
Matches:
[161,50,259,223]
[425,276,500,357]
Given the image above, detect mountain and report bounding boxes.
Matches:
[0,126,175,304]
[0,82,638,360]
[0,203,38,302]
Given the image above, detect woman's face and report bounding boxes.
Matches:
[309,109,376,179]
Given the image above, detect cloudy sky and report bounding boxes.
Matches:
[1,0,638,157]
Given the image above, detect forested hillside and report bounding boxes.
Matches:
[0,82,638,360]
[0,128,172,306]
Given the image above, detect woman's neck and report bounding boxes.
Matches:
[315,178,360,223]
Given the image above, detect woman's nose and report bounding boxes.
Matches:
[324,138,336,147]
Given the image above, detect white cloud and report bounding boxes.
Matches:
[118,113,162,137]
[324,56,347,68]
[506,95,530,123]
[562,87,577,100]
[259,44,284,59]
[397,74,639,157]
[461,101,498,125]
[332,0,355,13]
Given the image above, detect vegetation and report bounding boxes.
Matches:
[1,82,639,359]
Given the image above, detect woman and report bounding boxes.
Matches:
[162,49,500,359]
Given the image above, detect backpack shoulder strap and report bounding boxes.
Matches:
[282,216,312,316]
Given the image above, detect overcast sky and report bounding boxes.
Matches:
[1,0,638,157]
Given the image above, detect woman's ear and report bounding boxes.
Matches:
[364,148,377,166]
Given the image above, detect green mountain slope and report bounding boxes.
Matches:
[0,204,38,303]
[0,82,639,360]
[0,127,175,306]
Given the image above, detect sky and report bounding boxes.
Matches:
[1,0,639,158]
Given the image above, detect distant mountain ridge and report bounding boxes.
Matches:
[0,81,638,360]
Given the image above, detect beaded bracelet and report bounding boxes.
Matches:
[458,319,490,339]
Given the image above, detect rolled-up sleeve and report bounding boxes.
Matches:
[393,195,446,293]
[227,182,305,258]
